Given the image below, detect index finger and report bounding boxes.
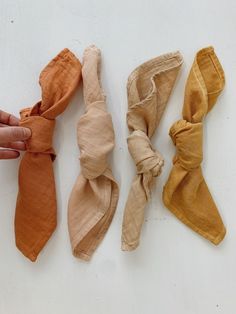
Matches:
[0,110,19,126]
[0,126,31,143]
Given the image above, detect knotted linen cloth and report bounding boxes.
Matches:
[122,52,183,251]
[163,47,226,244]
[15,49,82,261]
[68,45,119,261]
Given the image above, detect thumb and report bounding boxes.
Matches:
[0,126,31,143]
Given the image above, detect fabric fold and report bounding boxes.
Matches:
[163,46,226,244]
[15,49,82,261]
[68,45,119,261]
[122,51,183,251]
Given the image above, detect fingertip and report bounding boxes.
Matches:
[18,142,26,150]
[0,141,26,151]
[12,151,20,158]
[0,126,31,143]
[22,127,31,139]
[0,149,20,159]
[9,114,20,126]
[0,110,20,126]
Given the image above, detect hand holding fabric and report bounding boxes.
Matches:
[0,110,31,159]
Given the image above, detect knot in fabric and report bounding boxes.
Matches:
[77,104,115,180]
[169,119,203,170]
[127,130,164,177]
[20,110,55,156]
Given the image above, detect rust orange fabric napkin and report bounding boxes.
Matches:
[121,52,183,251]
[68,45,119,261]
[163,47,226,244]
[15,49,82,261]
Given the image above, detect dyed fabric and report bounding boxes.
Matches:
[68,45,119,261]
[15,49,82,261]
[122,52,183,251]
[163,47,226,244]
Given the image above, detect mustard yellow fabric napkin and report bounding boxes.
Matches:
[68,45,119,260]
[163,47,226,244]
[121,52,183,250]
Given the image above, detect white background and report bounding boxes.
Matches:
[0,1,235,313]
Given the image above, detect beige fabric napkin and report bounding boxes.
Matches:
[68,45,119,260]
[122,52,183,251]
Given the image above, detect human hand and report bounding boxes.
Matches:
[0,110,31,159]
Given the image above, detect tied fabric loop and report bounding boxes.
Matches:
[15,49,82,262]
[163,47,226,245]
[128,130,164,176]
[170,119,203,170]
[20,110,55,157]
[77,104,115,180]
[68,45,119,261]
[121,51,183,251]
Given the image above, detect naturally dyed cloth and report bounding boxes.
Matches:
[15,49,82,261]
[163,47,226,244]
[68,45,119,261]
[122,52,183,251]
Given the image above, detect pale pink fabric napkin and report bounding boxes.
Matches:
[68,45,119,260]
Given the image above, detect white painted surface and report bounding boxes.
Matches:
[0,1,235,313]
